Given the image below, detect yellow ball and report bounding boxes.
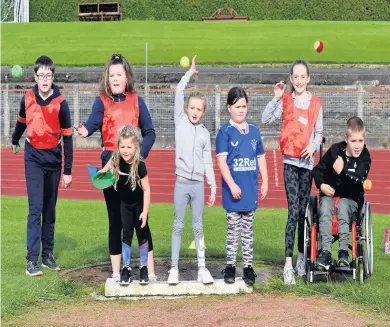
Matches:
[180,56,190,68]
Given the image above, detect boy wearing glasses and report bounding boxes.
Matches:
[11,55,73,276]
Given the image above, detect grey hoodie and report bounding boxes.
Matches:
[174,71,217,195]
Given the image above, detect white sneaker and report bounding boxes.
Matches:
[167,267,179,285]
[283,266,296,285]
[198,267,214,284]
[110,273,120,282]
[295,257,306,277]
[149,274,157,282]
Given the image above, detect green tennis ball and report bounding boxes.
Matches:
[180,56,190,68]
[11,65,23,79]
[15,145,20,153]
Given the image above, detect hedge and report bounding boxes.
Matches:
[29,0,390,22]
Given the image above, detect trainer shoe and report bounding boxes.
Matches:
[243,266,257,286]
[148,274,157,282]
[167,266,179,285]
[120,265,132,285]
[42,253,60,271]
[338,250,349,267]
[221,264,236,284]
[26,261,43,277]
[295,257,306,277]
[317,250,332,271]
[283,266,296,285]
[198,267,214,284]
[110,273,120,282]
[139,266,149,285]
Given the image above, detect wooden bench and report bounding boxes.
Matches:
[202,5,249,21]
[78,2,122,21]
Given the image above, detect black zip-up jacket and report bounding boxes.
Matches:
[312,141,371,204]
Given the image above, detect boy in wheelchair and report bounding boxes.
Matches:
[312,117,371,271]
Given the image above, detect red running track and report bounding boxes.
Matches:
[1,149,389,214]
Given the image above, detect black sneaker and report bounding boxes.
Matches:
[243,266,257,286]
[120,265,132,286]
[26,261,43,277]
[317,251,332,271]
[221,264,236,284]
[42,253,60,271]
[139,266,149,285]
[338,250,350,267]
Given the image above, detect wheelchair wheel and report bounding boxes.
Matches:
[304,195,318,282]
[365,202,374,276]
[358,202,373,284]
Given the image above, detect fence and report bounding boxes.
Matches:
[1,83,389,149]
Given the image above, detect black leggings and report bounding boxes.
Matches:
[283,163,312,257]
[103,186,153,255]
[121,202,149,247]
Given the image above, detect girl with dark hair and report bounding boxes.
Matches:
[261,60,323,285]
[216,87,268,286]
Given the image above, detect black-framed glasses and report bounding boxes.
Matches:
[36,74,54,80]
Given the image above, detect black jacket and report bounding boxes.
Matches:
[312,141,371,204]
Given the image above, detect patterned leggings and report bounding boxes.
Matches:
[284,164,312,257]
[226,210,255,267]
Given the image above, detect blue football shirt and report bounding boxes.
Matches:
[216,120,265,212]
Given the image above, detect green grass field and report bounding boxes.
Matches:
[2,196,390,322]
[1,20,390,66]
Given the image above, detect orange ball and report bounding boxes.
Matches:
[363,179,372,191]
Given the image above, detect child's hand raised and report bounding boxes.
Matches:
[189,55,198,76]
[139,211,148,228]
[274,81,286,101]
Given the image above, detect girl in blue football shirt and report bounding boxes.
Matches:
[216,87,268,286]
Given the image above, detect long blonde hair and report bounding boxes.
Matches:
[111,125,143,190]
[100,54,135,99]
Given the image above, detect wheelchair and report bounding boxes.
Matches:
[303,139,373,284]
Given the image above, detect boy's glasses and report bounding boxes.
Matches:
[36,74,54,80]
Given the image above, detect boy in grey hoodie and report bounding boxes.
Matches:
[168,56,217,285]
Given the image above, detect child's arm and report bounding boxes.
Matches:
[312,146,335,197]
[59,100,73,188]
[256,132,268,199]
[301,106,324,159]
[140,175,151,228]
[138,97,156,159]
[98,156,113,175]
[258,156,268,200]
[261,81,285,125]
[174,55,198,125]
[11,95,27,152]
[216,127,241,199]
[312,107,324,153]
[74,97,104,137]
[217,156,241,199]
[336,155,371,187]
[203,133,217,206]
